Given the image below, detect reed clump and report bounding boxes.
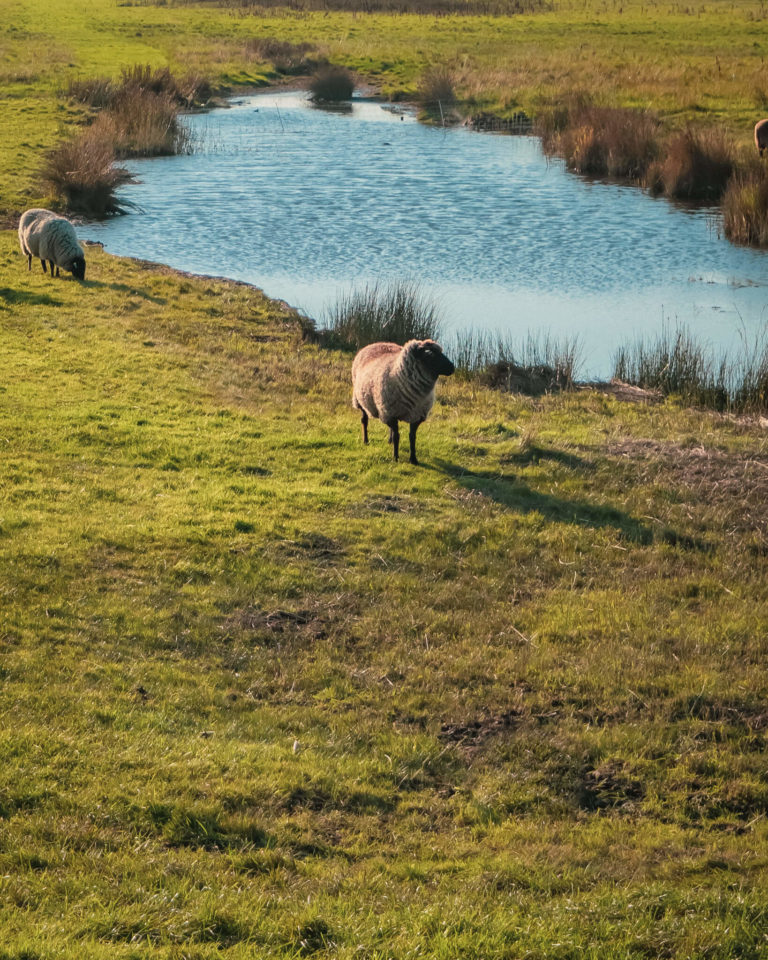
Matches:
[417,65,457,121]
[722,164,768,247]
[309,64,355,103]
[318,281,442,350]
[39,128,135,217]
[613,326,730,410]
[45,64,203,215]
[611,324,768,414]
[647,127,735,201]
[448,329,581,394]
[539,102,660,181]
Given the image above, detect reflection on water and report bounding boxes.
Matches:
[84,91,768,377]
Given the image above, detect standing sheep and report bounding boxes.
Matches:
[18,208,86,281]
[352,338,455,465]
[755,119,768,158]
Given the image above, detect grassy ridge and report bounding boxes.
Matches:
[2,232,768,955]
[2,0,768,214]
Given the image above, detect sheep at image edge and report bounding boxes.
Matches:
[352,339,455,465]
[18,208,86,281]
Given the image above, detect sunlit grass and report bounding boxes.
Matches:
[1,229,768,954]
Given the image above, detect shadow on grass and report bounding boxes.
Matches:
[0,287,63,308]
[434,457,655,544]
[83,279,167,304]
[500,443,591,470]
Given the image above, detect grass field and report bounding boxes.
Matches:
[3,0,768,954]
[2,233,768,956]
[2,0,768,215]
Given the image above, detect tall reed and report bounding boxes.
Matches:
[647,127,735,201]
[722,164,768,247]
[612,325,738,411]
[538,102,660,181]
[39,128,135,217]
[447,329,581,393]
[319,281,442,350]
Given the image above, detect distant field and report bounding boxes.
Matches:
[2,234,768,957]
[1,0,768,213]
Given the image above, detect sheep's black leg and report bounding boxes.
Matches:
[26,253,32,271]
[40,259,47,274]
[409,420,424,466]
[361,410,369,445]
[388,421,400,461]
[54,264,60,278]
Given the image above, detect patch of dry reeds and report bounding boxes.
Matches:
[417,65,457,120]
[540,103,660,181]
[309,64,355,102]
[647,127,735,201]
[244,37,318,75]
[39,128,135,218]
[722,164,768,247]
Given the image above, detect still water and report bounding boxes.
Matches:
[84,91,768,377]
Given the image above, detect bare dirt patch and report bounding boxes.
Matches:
[608,437,768,545]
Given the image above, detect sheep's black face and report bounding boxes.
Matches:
[417,342,455,377]
[70,258,86,281]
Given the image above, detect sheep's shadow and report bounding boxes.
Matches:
[0,287,63,308]
[83,280,167,305]
[500,443,591,471]
[433,457,654,544]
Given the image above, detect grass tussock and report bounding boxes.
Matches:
[417,65,457,120]
[309,64,355,103]
[722,163,768,247]
[539,101,660,181]
[647,127,736,201]
[243,37,317,75]
[45,65,202,216]
[39,128,135,217]
[612,324,768,413]
[318,280,441,350]
[449,329,581,394]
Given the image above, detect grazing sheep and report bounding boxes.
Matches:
[352,338,455,465]
[18,208,86,281]
[755,119,768,158]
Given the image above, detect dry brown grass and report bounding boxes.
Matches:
[646,127,735,200]
[39,127,135,217]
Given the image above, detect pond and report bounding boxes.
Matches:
[84,90,768,378]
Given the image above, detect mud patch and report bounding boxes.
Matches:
[221,606,327,644]
[439,710,526,752]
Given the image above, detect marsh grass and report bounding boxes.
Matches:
[39,128,135,217]
[45,65,200,215]
[318,280,442,349]
[722,163,768,247]
[244,37,318,75]
[449,329,581,394]
[309,64,355,102]
[612,324,768,412]
[647,127,736,201]
[417,64,457,120]
[539,102,660,181]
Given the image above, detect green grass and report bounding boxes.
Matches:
[2,230,768,955]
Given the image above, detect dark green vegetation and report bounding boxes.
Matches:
[612,326,768,413]
[318,281,442,350]
[309,64,356,102]
[2,232,768,956]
